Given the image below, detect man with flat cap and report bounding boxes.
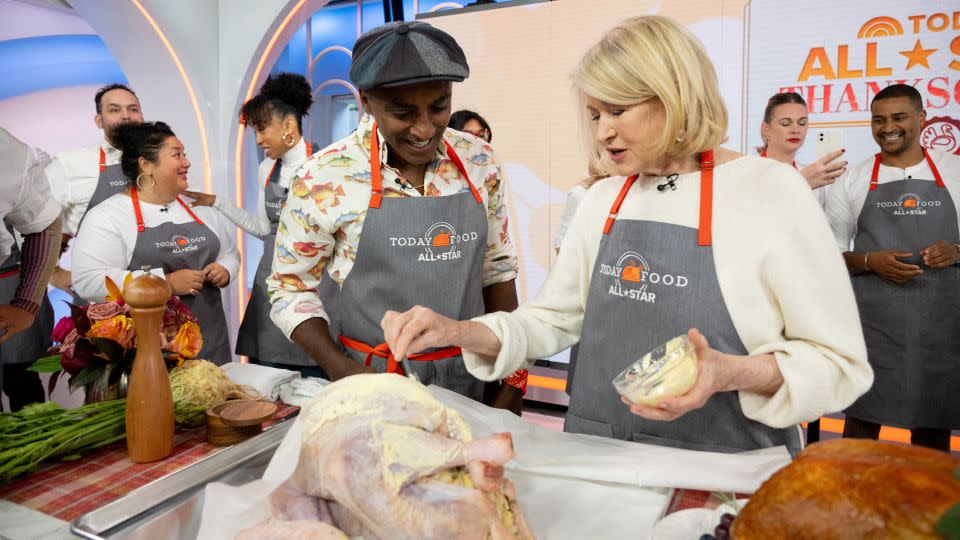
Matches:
[266,21,527,413]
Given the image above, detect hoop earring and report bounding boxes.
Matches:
[676,128,686,143]
[135,172,155,191]
[282,131,296,148]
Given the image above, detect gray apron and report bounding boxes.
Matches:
[0,223,54,367]
[126,190,231,365]
[77,146,128,231]
[71,147,128,306]
[335,129,487,401]
[846,151,960,430]
[236,141,335,365]
[565,154,802,455]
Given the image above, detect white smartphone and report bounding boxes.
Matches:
[815,130,844,162]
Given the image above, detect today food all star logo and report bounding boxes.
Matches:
[155,234,206,254]
[388,221,479,263]
[598,251,689,303]
[874,192,941,215]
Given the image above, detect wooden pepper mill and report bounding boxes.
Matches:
[123,267,174,463]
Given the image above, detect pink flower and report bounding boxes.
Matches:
[51,316,75,343]
[60,328,80,349]
[87,301,128,322]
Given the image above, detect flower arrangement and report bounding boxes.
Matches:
[30,275,203,393]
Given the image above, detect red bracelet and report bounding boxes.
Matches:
[503,369,528,395]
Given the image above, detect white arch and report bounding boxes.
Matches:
[429,2,465,13]
[312,78,362,110]
[310,45,352,70]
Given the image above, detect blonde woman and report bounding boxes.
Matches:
[757,91,847,207]
[382,16,872,454]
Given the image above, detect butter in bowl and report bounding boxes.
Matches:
[612,334,699,406]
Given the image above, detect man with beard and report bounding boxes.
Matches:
[44,83,144,292]
[825,83,960,452]
[266,21,527,413]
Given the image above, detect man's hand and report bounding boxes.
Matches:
[489,383,522,416]
[0,305,36,345]
[202,263,230,288]
[799,149,847,190]
[921,240,960,269]
[49,266,72,291]
[867,251,923,285]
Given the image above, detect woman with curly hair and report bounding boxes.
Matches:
[185,73,322,372]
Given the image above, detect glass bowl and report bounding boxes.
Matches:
[612,334,699,406]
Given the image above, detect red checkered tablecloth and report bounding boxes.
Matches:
[0,404,298,522]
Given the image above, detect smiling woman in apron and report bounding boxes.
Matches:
[824,84,960,453]
[758,92,847,208]
[71,122,239,365]
[184,73,328,376]
[383,16,874,455]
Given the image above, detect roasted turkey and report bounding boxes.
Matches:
[732,439,960,539]
[237,374,534,540]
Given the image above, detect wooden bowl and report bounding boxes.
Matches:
[205,400,272,446]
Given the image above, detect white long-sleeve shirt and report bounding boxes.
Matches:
[0,128,61,260]
[44,141,118,237]
[465,155,873,429]
[824,148,960,251]
[553,185,589,250]
[212,139,310,239]
[72,192,240,303]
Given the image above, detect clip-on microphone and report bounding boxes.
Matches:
[657,173,679,192]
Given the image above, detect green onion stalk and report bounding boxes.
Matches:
[0,400,207,483]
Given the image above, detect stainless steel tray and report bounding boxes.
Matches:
[70,418,295,540]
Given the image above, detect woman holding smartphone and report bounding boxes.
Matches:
[759,92,847,206]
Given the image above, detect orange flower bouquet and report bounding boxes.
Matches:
[30,276,203,395]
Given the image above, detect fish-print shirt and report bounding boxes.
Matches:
[267,113,520,340]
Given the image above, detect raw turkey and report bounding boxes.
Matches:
[237,374,535,540]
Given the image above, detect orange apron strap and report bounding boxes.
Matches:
[869,153,882,191]
[409,347,463,361]
[130,187,146,233]
[99,146,107,173]
[443,141,483,204]
[368,127,383,209]
[177,197,205,226]
[603,175,639,234]
[870,150,943,190]
[339,334,462,375]
[922,148,944,187]
[263,160,280,189]
[697,150,715,247]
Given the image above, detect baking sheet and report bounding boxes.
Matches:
[198,382,791,539]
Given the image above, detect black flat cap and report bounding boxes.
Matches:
[349,21,469,90]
